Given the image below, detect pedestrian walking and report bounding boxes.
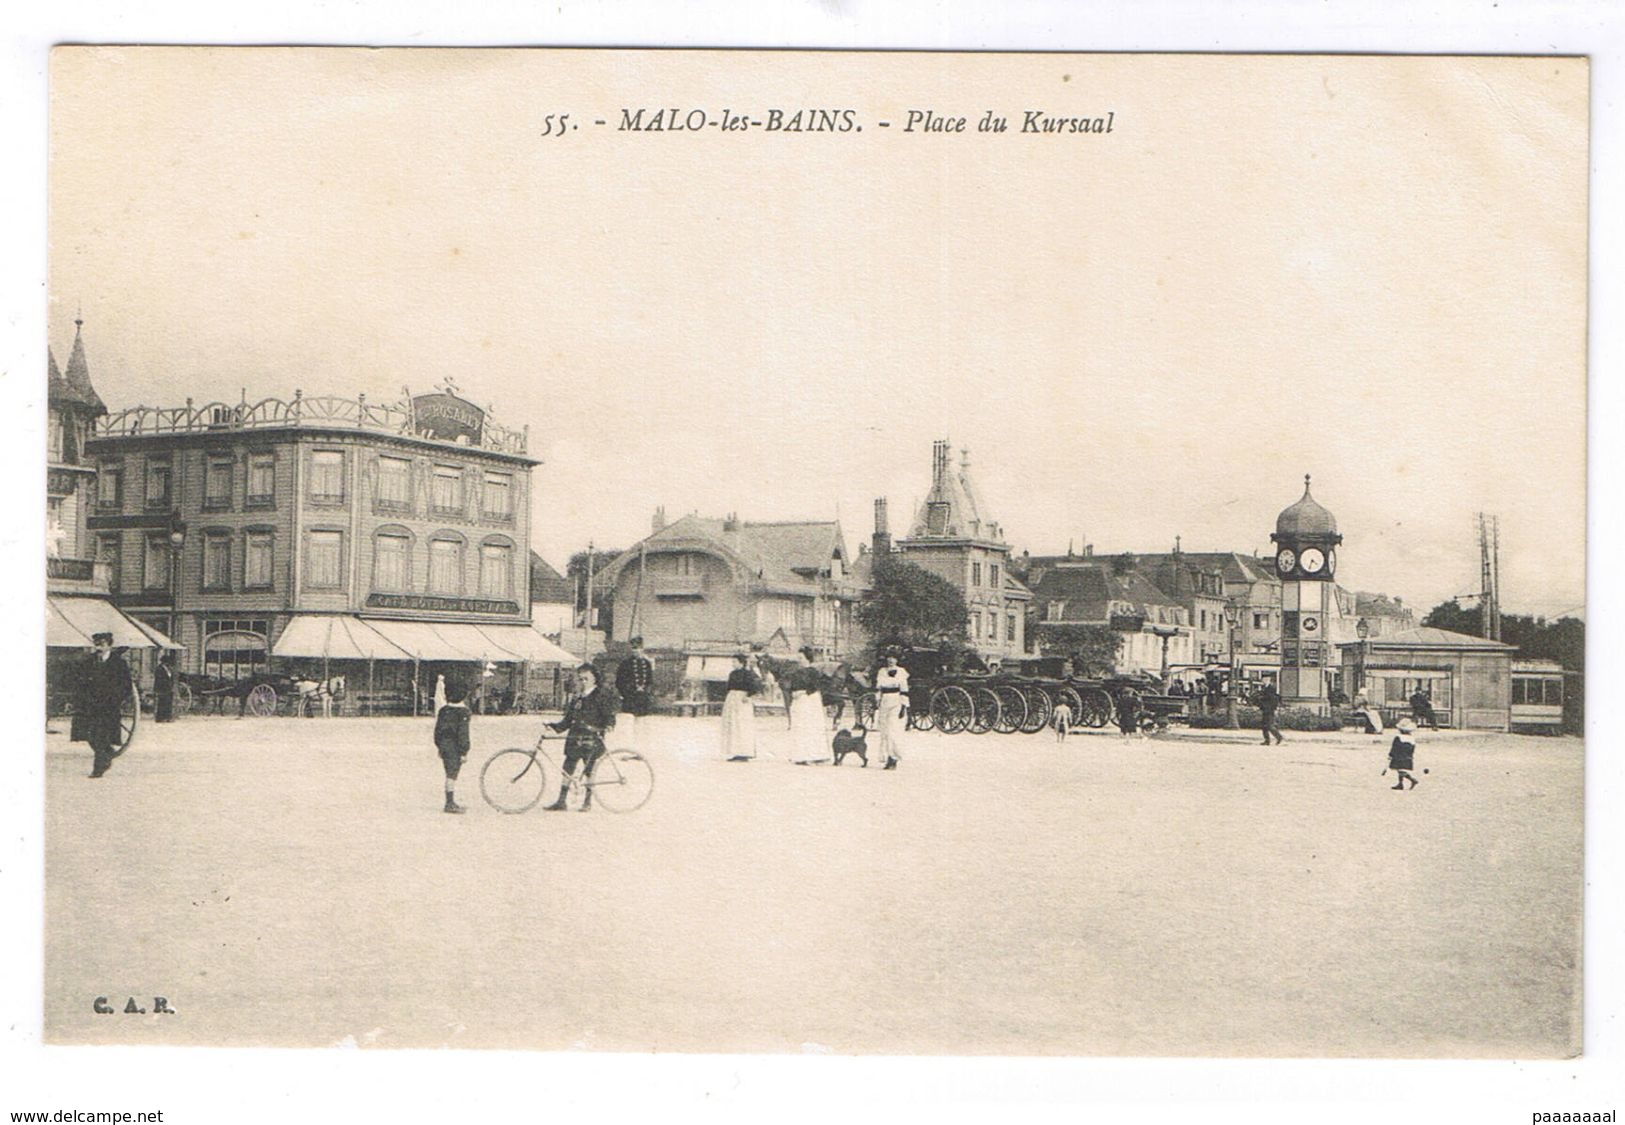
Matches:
[72,632,132,778]
[434,676,473,814]
[872,647,908,770]
[720,653,760,762]
[1116,691,1142,739]
[153,650,178,723]
[1386,719,1423,790]
[543,664,621,811]
[1353,691,1384,736]
[1257,682,1285,745]
[786,647,831,765]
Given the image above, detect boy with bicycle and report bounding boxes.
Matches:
[543,663,621,812]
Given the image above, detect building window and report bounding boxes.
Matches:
[1006,612,1017,642]
[987,610,998,639]
[97,534,122,593]
[972,562,982,586]
[247,453,276,504]
[479,542,512,598]
[309,451,345,503]
[204,455,233,509]
[96,464,123,510]
[674,554,695,576]
[306,530,343,589]
[374,532,410,592]
[432,465,462,514]
[203,533,232,591]
[970,612,981,639]
[429,537,462,594]
[245,531,274,589]
[990,563,1000,588]
[48,413,64,462]
[1046,600,1066,622]
[202,619,270,682]
[1253,612,1267,630]
[145,460,172,508]
[483,472,512,518]
[378,456,412,509]
[143,535,170,591]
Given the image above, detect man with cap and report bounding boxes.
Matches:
[72,632,133,778]
[614,636,656,746]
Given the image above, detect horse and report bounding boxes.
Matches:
[291,675,346,718]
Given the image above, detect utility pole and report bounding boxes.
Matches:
[1477,513,1502,641]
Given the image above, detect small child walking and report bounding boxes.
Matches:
[1386,718,1422,791]
[435,677,473,814]
[1052,699,1073,743]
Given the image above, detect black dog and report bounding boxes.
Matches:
[832,726,869,768]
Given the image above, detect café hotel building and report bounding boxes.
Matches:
[84,384,564,708]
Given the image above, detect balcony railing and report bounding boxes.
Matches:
[47,557,113,588]
[95,390,529,456]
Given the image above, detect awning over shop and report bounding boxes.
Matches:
[271,615,413,660]
[364,619,581,664]
[47,596,179,650]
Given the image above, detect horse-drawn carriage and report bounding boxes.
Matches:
[857,649,1189,737]
[174,672,346,717]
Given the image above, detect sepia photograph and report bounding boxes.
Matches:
[8,8,1624,1120]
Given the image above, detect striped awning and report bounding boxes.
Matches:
[47,596,180,650]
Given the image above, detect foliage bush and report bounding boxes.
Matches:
[1186,705,1344,732]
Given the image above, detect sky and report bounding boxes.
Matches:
[47,49,1588,618]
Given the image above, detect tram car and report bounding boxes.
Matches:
[1510,659,1567,735]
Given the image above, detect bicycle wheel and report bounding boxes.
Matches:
[480,748,550,814]
[589,749,654,813]
[968,687,1000,735]
[112,685,139,758]
[1019,686,1053,734]
[992,685,1026,734]
[931,685,973,734]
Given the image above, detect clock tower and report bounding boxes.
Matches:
[1269,475,1343,712]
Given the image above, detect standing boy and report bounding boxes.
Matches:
[434,677,473,814]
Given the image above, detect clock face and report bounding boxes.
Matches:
[1276,548,1296,575]
[1300,547,1326,575]
[1326,548,1337,576]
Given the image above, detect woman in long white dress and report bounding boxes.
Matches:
[786,647,831,765]
[873,648,909,770]
[720,654,760,761]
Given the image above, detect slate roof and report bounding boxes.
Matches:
[1027,562,1182,623]
[1351,626,1515,651]
[529,551,574,604]
[53,325,106,413]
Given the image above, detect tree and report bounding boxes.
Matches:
[1422,598,1585,672]
[856,557,969,651]
[1034,623,1123,677]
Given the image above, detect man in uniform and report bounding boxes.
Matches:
[73,632,133,778]
[614,636,656,745]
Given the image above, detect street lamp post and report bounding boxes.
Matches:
[168,510,187,664]
[1225,607,1241,730]
[1355,617,1371,699]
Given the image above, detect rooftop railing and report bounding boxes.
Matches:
[94,390,529,456]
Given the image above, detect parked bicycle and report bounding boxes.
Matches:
[479,732,655,814]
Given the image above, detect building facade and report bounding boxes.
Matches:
[1338,626,1515,731]
[891,441,1031,661]
[601,511,862,659]
[1024,556,1196,675]
[84,387,540,698]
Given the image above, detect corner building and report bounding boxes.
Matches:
[85,389,543,703]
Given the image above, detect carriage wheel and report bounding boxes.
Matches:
[246,683,278,717]
[173,680,194,714]
[1019,686,1053,733]
[111,685,139,758]
[930,685,974,734]
[1080,688,1112,728]
[992,685,1027,734]
[908,700,935,731]
[855,692,879,729]
[968,687,1000,735]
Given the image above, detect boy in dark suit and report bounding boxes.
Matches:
[434,677,473,814]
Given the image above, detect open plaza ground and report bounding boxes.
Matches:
[43,712,1582,1056]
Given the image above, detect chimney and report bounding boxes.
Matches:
[1084,543,1094,558]
[652,505,666,533]
[722,511,739,533]
[932,439,949,485]
[872,497,891,556]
